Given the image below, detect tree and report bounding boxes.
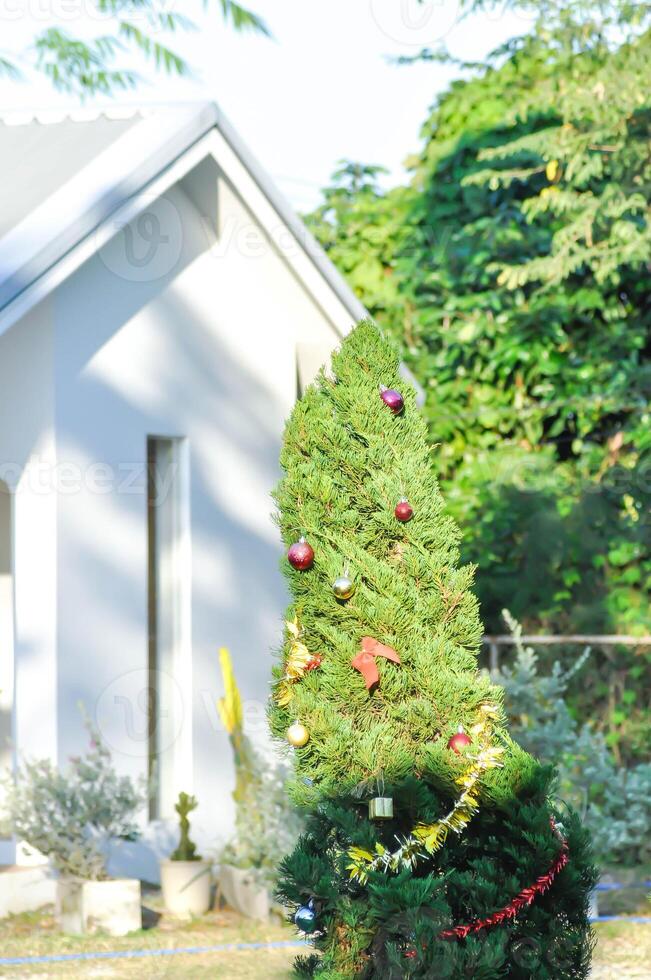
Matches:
[0,0,268,97]
[304,4,651,762]
[269,320,596,979]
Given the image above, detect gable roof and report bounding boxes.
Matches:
[0,109,142,238]
[0,101,366,335]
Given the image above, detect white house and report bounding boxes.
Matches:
[0,101,369,869]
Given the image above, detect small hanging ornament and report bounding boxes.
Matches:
[294,898,317,934]
[379,385,404,415]
[304,653,323,672]
[394,497,414,522]
[287,720,310,747]
[287,537,314,571]
[369,797,394,820]
[332,570,356,601]
[447,725,472,754]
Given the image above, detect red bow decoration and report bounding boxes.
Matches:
[351,636,401,690]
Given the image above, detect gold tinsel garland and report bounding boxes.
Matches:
[347,705,504,883]
[273,616,318,707]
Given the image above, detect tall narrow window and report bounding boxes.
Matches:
[147,438,191,819]
[0,481,13,777]
[296,343,335,398]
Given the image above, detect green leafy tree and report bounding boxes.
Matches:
[304,2,651,760]
[1,0,268,96]
[269,321,596,979]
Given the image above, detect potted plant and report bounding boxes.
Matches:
[216,648,301,920]
[160,792,212,917]
[1,714,145,936]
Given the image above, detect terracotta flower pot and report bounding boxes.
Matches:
[160,859,212,917]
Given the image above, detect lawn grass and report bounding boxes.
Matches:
[0,901,649,978]
[590,920,651,979]
[0,899,301,978]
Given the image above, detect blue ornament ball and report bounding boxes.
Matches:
[294,898,317,934]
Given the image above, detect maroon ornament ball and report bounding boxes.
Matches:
[380,386,404,414]
[287,536,314,571]
[395,497,414,522]
[447,727,472,754]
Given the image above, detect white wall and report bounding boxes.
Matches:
[49,159,343,852]
[0,303,57,866]
[0,484,13,773]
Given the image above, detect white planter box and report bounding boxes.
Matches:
[0,865,56,917]
[219,864,269,921]
[160,859,212,917]
[56,877,141,936]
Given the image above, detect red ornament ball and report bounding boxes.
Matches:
[287,536,314,571]
[305,654,322,672]
[380,386,404,414]
[447,727,472,754]
[395,497,414,522]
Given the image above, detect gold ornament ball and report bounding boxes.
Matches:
[287,721,310,747]
[332,574,356,601]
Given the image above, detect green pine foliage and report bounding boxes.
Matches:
[269,321,596,978]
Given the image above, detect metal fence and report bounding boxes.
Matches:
[482,634,651,676]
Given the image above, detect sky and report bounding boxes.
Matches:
[0,1,532,210]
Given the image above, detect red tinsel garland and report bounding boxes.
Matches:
[439,819,570,941]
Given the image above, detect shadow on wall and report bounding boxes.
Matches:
[49,189,293,841]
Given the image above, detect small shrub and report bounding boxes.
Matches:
[1,711,147,880]
[171,792,201,861]
[219,747,303,890]
[217,648,302,889]
[499,610,651,867]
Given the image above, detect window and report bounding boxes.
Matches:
[296,342,336,397]
[0,481,13,776]
[147,438,191,818]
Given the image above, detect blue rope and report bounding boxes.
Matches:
[0,939,307,966]
[2,919,651,967]
[590,916,651,924]
[595,881,651,891]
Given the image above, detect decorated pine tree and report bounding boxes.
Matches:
[269,321,596,979]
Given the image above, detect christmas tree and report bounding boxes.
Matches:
[269,321,596,978]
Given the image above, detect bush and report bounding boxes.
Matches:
[219,746,303,891]
[171,791,202,861]
[217,647,302,890]
[499,611,651,867]
[1,713,147,880]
